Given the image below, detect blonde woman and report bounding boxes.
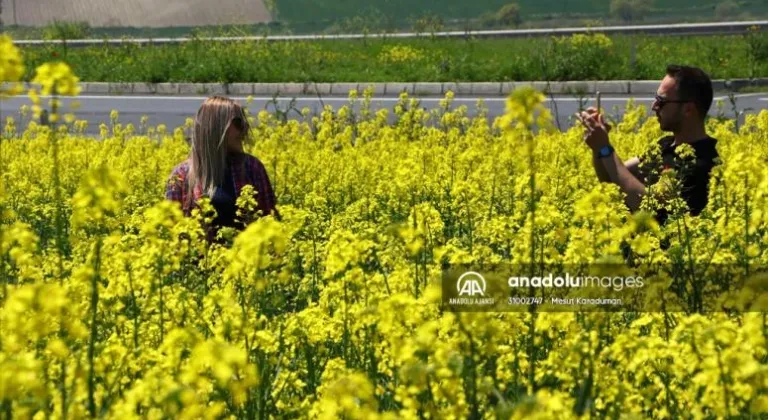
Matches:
[165,96,278,241]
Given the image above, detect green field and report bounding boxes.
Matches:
[3,0,768,38]
[272,0,768,31]
[18,32,768,83]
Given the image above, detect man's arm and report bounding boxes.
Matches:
[579,110,646,212]
[583,107,643,184]
[625,157,642,180]
[599,153,646,212]
[592,150,611,182]
[593,154,642,183]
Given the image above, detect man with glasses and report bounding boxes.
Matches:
[578,64,720,225]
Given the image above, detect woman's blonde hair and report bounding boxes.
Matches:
[185,96,249,208]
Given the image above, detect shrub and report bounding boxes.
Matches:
[610,0,652,23]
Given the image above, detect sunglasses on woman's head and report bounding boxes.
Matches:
[231,116,245,131]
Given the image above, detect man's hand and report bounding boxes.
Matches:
[580,107,612,132]
[577,107,611,152]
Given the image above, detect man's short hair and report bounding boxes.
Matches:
[666,64,713,121]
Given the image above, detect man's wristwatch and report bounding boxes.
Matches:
[597,144,614,158]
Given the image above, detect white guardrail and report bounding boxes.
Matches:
[10,20,768,47]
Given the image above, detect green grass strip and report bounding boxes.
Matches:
[19,33,768,83]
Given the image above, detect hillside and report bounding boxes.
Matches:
[1,0,272,28]
[272,0,764,27]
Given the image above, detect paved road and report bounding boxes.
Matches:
[1,93,766,136]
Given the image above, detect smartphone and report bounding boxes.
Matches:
[596,91,601,114]
[596,91,611,131]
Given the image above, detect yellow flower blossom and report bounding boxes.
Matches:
[0,35,25,96]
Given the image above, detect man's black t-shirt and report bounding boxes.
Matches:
[637,136,720,225]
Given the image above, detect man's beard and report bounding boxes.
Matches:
[658,114,681,132]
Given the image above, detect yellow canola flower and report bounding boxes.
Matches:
[31,62,81,97]
[0,91,765,419]
[0,35,25,96]
[70,164,128,235]
[500,86,553,130]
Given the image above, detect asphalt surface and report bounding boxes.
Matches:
[1,93,766,136]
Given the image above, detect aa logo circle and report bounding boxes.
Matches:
[457,271,486,296]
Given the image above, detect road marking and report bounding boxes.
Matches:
[714,93,768,100]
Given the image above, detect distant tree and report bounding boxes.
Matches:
[325,12,387,36]
[411,13,444,35]
[496,3,522,27]
[263,0,278,21]
[610,0,652,23]
[715,0,740,19]
[42,21,92,41]
[479,3,523,28]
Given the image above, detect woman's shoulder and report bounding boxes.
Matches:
[237,153,267,172]
[233,153,271,187]
[169,160,191,180]
[175,159,191,170]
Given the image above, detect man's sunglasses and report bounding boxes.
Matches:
[654,95,690,108]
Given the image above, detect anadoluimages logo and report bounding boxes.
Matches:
[457,271,486,296]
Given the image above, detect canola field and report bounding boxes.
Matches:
[1,35,767,419]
